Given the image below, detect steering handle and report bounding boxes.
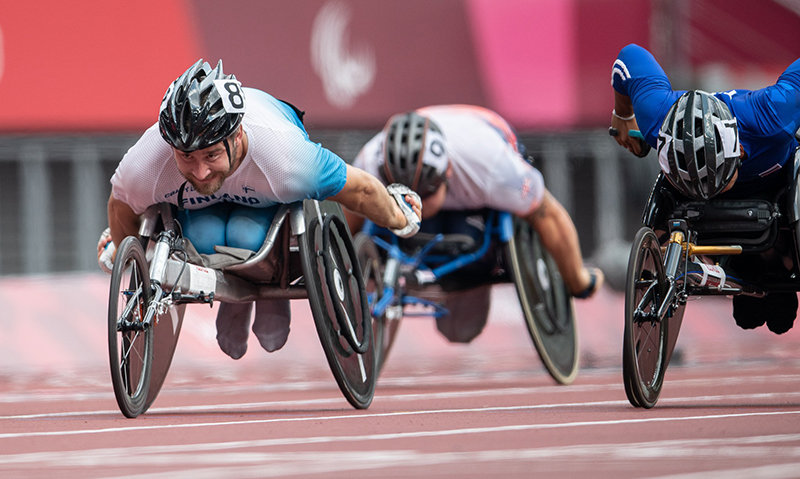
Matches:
[609,128,651,158]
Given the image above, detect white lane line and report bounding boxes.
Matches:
[3,431,800,476]
[3,370,799,405]
[4,386,800,421]
[4,369,800,414]
[647,463,800,479]
[108,461,800,479]
[1,398,799,441]
[2,385,596,420]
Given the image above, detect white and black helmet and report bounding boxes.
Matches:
[380,112,449,198]
[657,90,741,200]
[159,59,246,152]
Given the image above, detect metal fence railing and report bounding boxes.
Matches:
[0,130,659,281]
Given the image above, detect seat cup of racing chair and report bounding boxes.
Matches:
[154,203,310,304]
[399,209,508,293]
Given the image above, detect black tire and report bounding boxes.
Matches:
[623,227,669,408]
[507,218,579,384]
[108,236,154,418]
[299,200,377,409]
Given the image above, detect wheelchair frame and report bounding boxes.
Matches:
[108,199,378,418]
[623,151,800,408]
[357,209,580,384]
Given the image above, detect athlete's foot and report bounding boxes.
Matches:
[215,302,254,359]
[572,267,604,299]
[252,299,291,352]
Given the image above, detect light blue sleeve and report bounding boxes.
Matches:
[309,147,348,200]
[270,129,348,203]
[243,88,348,203]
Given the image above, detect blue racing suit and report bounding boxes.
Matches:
[613,44,800,333]
[612,43,800,193]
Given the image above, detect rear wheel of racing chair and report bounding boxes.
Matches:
[623,226,669,408]
[108,236,154,418]
[299,200,377,409]
[507,217,579,384]
[353,232,398,375]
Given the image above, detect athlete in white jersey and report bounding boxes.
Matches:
[98,59,421,359]
[346,105,602,342]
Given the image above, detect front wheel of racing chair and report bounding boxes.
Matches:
[623,226,669,408]
[299,200,377,409]
[507,217,579,385]
[354,232,400,375]
[108,236,154,418]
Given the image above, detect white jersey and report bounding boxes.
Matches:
[112,88,347,215]
[354,105,544,216]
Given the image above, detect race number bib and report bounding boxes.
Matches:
[717,119,740,158]
[214,80,246,113]
[420,129,448,172]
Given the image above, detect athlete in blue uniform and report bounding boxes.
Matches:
[610,43,800,334]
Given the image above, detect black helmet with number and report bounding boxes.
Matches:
[657,90,741,200]
[159,59,245,152]
[380,112,449,198]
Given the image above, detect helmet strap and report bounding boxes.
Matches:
[177,180,188,212]
[223,137,233,170]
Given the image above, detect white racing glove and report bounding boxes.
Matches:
[98,227,116,275]
[386,183,421,238]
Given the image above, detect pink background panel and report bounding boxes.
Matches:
[0,0,201,131]
[466,0,577,129]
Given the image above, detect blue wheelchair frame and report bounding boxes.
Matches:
[362,210,514,319]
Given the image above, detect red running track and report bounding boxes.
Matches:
[1,273,800,478]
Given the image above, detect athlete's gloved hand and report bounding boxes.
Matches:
[97,227,115,275]
[386,183,421,238]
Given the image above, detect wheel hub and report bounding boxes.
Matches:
[536,258,551,291]
[333,268,346,301]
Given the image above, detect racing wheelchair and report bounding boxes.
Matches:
[355,208,579,384]
[108,199,378,418]
[624,151,800,408]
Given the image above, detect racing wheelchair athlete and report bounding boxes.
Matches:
[97,59,421,417]
[611,44,800,408]
[345,106,604,384]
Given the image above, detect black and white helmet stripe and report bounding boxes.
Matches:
[159,59,245,152]
[657,90,740,200]
[380,112,448,198]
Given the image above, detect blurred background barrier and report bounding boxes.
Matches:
[0,0,798,289]
[0,131,659,288]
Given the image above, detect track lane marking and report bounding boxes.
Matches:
[4,370,800,412]
[1,400,800,440]
[3,369,799,405]
[4,386,800,421]
[3,432,800,477]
